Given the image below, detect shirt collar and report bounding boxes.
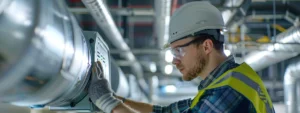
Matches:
[198,55,238,90]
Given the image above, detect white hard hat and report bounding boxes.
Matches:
[165,1,225,48]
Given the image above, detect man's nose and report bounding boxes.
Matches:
[172,57,181,65]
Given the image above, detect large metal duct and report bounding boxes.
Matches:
[110,58,130,98]
[244,26,300,71]
[284,57,300,113]
[81,0,150,94]
[0,0,92,107]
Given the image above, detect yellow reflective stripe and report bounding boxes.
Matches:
[190,71,234,109]
[235,63,274,108]
[229,72,274,113]
[228,77,266,113]
[232,72,273,110]
[190,79,232,108]
[209,70,233,86]
[217,71,273,113]
[208,63,250,87]
[190,63,274,113]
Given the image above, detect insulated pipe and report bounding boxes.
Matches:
[81,0,149,94]
[284,58,300,113]
[0,0,91,107]
[110,58,130,98]
[69,7,154,16]
[154,0,172,73]
[245,26,300,71]
[154,0,171,49]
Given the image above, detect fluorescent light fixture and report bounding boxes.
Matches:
[164,64,173,75]
[164,85,177,93]
[165,50,173,63]
[149,62,157,73]
[224,49,231,56]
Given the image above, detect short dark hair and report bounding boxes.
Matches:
[192,34,224,51]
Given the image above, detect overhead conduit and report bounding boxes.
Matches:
[244,26,300,71]
[154,0,172,73]
[81,0,150,95]
[241,26,300,113]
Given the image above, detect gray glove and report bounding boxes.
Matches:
[89,61,121,113]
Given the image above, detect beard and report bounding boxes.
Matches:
[182,51,207,81]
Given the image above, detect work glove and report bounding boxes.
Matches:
[89,61,121,113]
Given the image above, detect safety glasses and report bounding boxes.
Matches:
[170,38,200,59]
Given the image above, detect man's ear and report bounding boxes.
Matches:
[202,39,213,54]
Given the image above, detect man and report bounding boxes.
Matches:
[89,1,275,113]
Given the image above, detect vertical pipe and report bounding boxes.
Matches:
[268,64,277,100]
[148,76,153,103]
[284,62,298,113]
[154,0,172,73]
[272,0,276,42]
[129,18,135,48]
[241,24,246,58]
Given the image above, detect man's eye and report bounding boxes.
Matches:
[175,48,180,53]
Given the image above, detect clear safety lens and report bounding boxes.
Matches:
[170,47,185,59]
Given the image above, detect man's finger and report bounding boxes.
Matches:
[91,63,99,81]
[95,61,104,79]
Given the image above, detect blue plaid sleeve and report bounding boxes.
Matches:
[192,86,244,113]
[152,98,192,113]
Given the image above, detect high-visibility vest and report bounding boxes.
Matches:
[190,63,274,113]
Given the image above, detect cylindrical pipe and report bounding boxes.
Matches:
[284,59,300,113]
[0,0,91,107]
[154,0,172,72]
[154,0,171,48]
[245,26,300,71]
[68,7,154,16]
[110,59,130,98]
[81,0,149,94]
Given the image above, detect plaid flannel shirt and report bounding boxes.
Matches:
[153,56,256,113]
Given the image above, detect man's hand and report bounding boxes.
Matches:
[89,61,121,113]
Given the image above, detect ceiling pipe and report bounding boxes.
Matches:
[154,0,171,49]
[284,57,300,113]
[244,26,300,71]
[225,0,252,28]
[81,0,150,95]
[69,7,154,16]
[154,0,172,73]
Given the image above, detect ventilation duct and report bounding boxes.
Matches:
[0,0,92,107]
[244,26,300,71]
